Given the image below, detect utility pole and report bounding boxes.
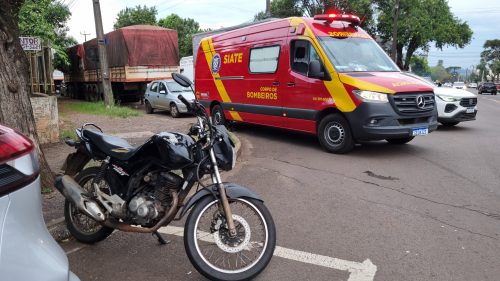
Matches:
[390,0,401,64]
[92,0,114,106]
[265,0,271,18]
[80,31,90,42]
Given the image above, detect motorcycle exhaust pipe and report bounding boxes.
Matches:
[54,175,106,222]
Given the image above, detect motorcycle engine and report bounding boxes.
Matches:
[128,171,183,226]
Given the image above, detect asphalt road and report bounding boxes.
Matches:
[61,89,500,281]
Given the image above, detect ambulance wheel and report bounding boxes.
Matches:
[318,114,354,154]
[211,104,226,126]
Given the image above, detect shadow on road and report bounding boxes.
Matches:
[230,122,423,157]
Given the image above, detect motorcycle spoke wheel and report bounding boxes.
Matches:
[192,198,269,274]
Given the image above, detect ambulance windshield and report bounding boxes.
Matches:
[318,37,399,72]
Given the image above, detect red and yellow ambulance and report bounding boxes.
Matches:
[194,13,438,153]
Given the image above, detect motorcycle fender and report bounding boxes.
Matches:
[179,183,262,218]
[62,150,91,177]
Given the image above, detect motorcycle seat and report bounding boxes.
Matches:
[82,129,139,161]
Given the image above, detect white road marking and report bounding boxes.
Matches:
[159,226,377,281]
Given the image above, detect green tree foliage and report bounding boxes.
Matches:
[481,39,500,81]
[18,0,75,68]
[301,0,376,34]
[254,0,375,34]
[158,14,200,58]
[254,0,302,20]
[430,60,451,82]
[409,56,430,76]
[476,59,489,81]
[113,5,158,30]
[376,0,472,70]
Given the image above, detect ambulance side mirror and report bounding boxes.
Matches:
[308,60,329,80]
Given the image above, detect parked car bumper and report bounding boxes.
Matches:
[436,100,478,123]
[0,177,80,281]
[345,102,438,141]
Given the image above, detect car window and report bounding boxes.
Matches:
[290,40,324,77]
[249,45,280,74]
[159,82,167,93]
[166,81,191,93]
[150,82,159,93]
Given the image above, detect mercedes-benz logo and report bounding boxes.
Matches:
[416,95,425,109]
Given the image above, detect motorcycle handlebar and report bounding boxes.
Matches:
[177,95,193,111]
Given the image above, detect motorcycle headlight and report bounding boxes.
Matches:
[352,90,388,103]
[436,95,461,102]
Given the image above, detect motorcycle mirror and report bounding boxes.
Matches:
[172,73,192,88]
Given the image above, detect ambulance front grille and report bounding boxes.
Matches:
[390,92,435,114]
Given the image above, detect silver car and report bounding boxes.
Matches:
[144,80,195,117]
[0,124,79,281]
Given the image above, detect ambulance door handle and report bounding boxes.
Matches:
[287,82,295,87]
[272,81,280,86]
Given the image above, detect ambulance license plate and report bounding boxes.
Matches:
[412,127,428,136]
[466,108,475,113]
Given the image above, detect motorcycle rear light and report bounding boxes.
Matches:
[0,124,39,197]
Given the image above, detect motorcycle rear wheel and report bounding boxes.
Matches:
[64,167,114,244]
[184,196,276,281]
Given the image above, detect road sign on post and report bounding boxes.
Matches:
[20,37,41,51]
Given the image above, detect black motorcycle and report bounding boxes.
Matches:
[55,73,276,281]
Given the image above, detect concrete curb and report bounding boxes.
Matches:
[47,132,243,242]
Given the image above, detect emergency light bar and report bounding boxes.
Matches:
[314,13,361,25]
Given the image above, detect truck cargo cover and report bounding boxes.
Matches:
[75,25,179,71]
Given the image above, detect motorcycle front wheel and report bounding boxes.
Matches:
[184,196,276,281]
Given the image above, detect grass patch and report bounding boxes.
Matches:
[64,101,142,118]
[41,187,53,194]
[60,129,77,140]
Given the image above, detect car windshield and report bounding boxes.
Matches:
[166,82,191,92]
[484,82,494,86]
[318,37,399,72]
[454,82,465,86]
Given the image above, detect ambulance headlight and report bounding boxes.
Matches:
[352,90,388,103]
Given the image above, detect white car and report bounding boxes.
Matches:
[144,80,196,117]
[452,81,466,90]
[434,87,478,126]
[0,124,79,281]
[468,82,477,89]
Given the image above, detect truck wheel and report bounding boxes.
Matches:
[170,103,180,118]
[386,137,414,144]
[318,114,354,154]
[145,100,154,114]
[211,104,226,126]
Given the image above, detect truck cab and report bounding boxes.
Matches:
[195,13,438,153]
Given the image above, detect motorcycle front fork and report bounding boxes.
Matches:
[209,148,237,237]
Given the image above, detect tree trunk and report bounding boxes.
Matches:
[396,44,404,69]
[403,37,420,71]
[0,0,55,189]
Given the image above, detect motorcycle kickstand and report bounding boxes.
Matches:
[152,231,170,245]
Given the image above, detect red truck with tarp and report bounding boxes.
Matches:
[64,25,179,102]
[194,13,438,153]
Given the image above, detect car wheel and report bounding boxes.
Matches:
[211,104,226,126]
[441,121,459,127]
[386,137,415,144]
[170,103,180,118]
[318,114,354,154]
[145,100,154,114]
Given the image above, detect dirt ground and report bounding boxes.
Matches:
[42,98,197,225]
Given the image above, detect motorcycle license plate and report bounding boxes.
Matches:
[412,127,428,136]
[466,108,475,113]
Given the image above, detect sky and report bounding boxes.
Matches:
[66,0,500,70]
